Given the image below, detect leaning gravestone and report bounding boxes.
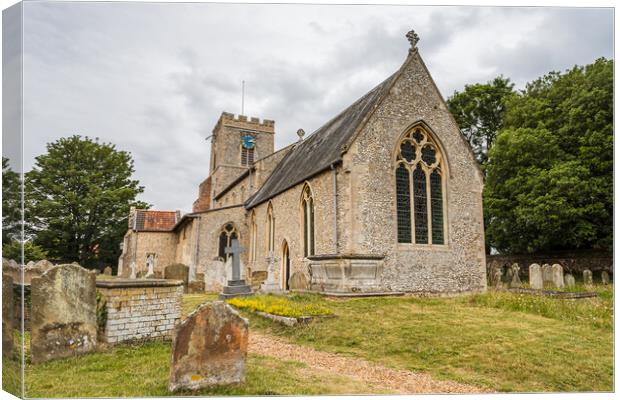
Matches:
[542,264,554,288]
[2,273,13,358]
[288,272,309,290]
[529,264,543,290]
[551,264,564,289]
[165,263,189,292]
[564,273,576,288]
[169,301,248,392]
[509,263,521,288]
[601,271,610,285]
[583,269,593,286]
[30,264,97,363]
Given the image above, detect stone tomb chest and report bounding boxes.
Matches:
[307,254,384,293]
[96,278,183,343]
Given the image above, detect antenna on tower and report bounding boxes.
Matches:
[241,80,245,115]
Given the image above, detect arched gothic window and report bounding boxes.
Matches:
[218,223,239,260]
[301,185,315,257]
[395,126,445,245]
[249,211,257,262]
[266,202,275,253]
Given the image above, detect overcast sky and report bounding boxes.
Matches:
[5,3,614,212]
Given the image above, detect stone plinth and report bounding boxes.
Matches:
[219,280,252,300]
[96,278,183,343]
[169,301,248,392]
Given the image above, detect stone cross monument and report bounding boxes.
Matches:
[219,239,252,299]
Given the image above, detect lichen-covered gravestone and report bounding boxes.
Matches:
[551,264,564,288]
[509,263,521,288]
[493,267,503,289]
[165,263,189,292]
[30,264,97,363]
[542,264,553,288]
[601,271,610,285]
[169,301,248,392]
[103,266,113,276]
[529,264,543,290]
[2,273,13,358]
[564,273,576,288]
[583,269,593,286]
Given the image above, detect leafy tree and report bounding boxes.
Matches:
[2,240,48,263]
[447,76,515,164]
[484,59,613,253]
[27,135,148,267]
[2,157,21,245]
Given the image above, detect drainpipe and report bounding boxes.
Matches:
[331,163,339,254]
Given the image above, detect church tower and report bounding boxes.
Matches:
[193,112,275,212]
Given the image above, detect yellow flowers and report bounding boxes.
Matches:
[227,295,332,318]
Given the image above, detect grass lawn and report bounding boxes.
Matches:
[4,286,613,396]
[22,341,390,397]
[240,289,613,392]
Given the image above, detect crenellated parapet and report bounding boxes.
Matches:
[215,112,275,133]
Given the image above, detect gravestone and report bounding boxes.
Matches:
[219,240,252,299]
[564,273,576,288]
[583,269,593,286]
[165,264,189,292]
[130,261,137,279]
[30,264,97,363]
[542,264,553,287]
[601,271,610,285]
[145,254,156,278]
[503,265,513,284]
[288,272,309,290]
[529,264,543,290]
[169,301,248,391]
[103,266,113,276]
[551,264,564,288]
[509,263,521,288]
[260,252,281,293]
[2,273,13,358]
[493,267,503,289]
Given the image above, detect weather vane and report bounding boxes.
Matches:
[406,29,419,51]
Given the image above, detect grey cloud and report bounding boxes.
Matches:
[15,3,613,211]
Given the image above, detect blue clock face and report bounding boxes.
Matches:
[242,134,256,149]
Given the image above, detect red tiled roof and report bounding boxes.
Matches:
[135,210,179,231]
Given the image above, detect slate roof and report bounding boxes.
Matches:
[245,70,399,209]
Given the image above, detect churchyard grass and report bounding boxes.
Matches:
[241,291,613,392]
[12,288,613,395]
[22,341,391,397]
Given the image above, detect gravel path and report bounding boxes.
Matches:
[249,332,490,394]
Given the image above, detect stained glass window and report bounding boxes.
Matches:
[430,170,444,244]
[396,164,411,243]
[218,224,238,260]
[302,185,315,257]
[413,165,428,244]
[394,125,445,245]
[400,141,416,162]
[422,145,436,166]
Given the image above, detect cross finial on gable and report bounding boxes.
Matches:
[406,29,420,51]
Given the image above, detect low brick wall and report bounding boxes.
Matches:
[96,279,183,344]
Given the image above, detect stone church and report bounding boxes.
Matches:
[117,30,487,295]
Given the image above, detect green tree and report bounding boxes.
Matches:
[484,58,613,253]
[2,157,21,245]
[27,135,148,267]
[2,240,48,263]
[447,76,515,164]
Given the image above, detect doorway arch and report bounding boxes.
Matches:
[281,240,290,290]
